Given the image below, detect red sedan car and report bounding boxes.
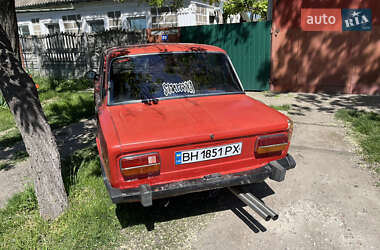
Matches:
[89,43,295,207]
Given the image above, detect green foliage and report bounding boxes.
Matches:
[223,0,268,20]
[336,109,380,165]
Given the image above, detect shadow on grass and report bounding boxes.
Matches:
[46,93,94,130]
[0,150,28,172]
[0,92,94,152]
[115,182,275,233]
[0,131,22,150]
[61,144,98,196]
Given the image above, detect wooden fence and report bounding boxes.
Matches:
[20,30,146,78]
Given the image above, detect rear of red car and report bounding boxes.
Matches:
[95,44,296,206]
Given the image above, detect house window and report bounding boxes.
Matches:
[87,19,105,33]
[18,25,30,36]
[108,11,122,29]
[151,7,177,28]
[195,5,209,25]
[123,17,146,30]
[30,18,42,35]
[46,23,60,34]
[62,14,82,33]
[108,11,121,19]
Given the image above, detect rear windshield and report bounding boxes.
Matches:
[109,52,243,104]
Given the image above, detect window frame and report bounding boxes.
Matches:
[62,14,82,33]
[18,24,31,36]
[86,19,105,33]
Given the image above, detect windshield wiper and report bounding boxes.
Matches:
[140,83,159,105]
[142,98,159,105]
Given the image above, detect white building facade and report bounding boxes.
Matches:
[16,0,223,36]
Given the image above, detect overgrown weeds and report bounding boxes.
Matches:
[336,109,380,175]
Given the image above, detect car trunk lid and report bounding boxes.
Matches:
[107,94,289,153]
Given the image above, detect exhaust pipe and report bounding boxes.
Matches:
[228,186,278,221]
[228,187,271,221]
[245,193,279,220]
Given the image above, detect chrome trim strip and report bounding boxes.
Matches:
[121,163,160,171]
[119,152,160,172]
[258,143,288,149]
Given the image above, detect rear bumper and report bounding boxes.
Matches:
[101,154,296,206]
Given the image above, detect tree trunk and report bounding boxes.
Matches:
[0,1,68,220]
[0,0,20,60]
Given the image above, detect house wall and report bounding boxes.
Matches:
[16,0,220,36]
[271,0,380,94]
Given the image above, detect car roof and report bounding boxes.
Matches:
[104,43,226,59]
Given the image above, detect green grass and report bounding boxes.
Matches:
[0,109,16,132]
[0,146,121,249]
[336,109,380,173]
[0,130,22,150]
[0,76,94,149]
[44,92,94,129]
[270,104,291,111]
[0,76,92,131]
[0,151,29,171]
[0,146,215,249]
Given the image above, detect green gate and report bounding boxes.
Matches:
[180,22,271,91]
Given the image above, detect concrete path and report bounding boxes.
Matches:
[192,92,380,250]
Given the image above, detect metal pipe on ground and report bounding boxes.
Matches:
[245,192,279,221]
[228,187,271,221]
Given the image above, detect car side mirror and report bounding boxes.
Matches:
[85,70,98,80]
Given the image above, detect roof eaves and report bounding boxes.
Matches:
[15,0,79,9]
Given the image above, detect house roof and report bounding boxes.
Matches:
[15,0,78,8]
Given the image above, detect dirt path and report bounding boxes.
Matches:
[192,93,380,250]
[0,118,96,208]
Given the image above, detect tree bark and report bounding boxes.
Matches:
[0,1,68,220]
[0,0,20,60]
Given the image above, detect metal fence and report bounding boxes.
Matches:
[20,29,146,78]
[181,22,272,91]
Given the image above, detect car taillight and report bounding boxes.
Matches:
[120,153,160,180]
[255,133,288,158]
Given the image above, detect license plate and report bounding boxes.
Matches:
[175,142,242,165]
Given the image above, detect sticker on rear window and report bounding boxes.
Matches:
[162,80,195,96]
